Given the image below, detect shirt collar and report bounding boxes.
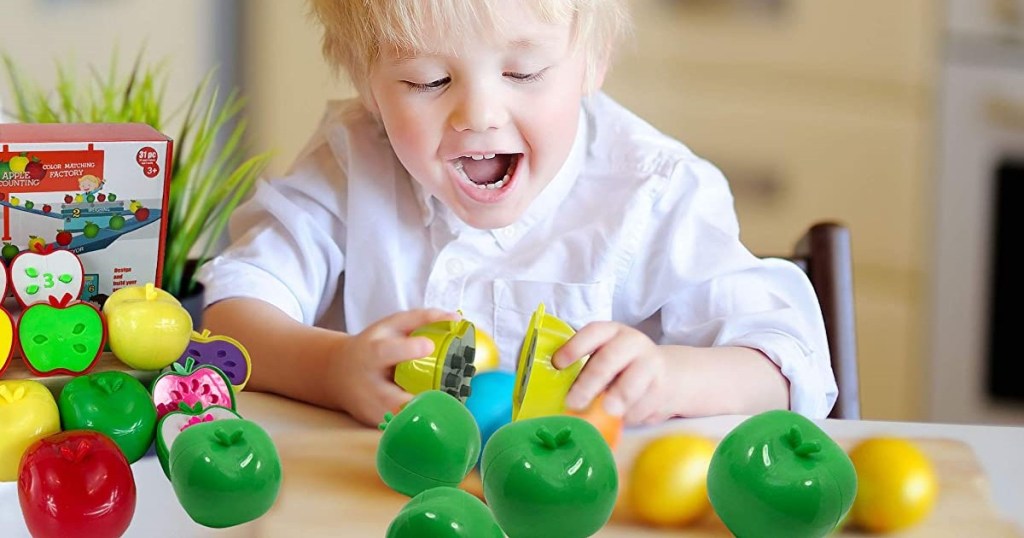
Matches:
[411,104,589,248]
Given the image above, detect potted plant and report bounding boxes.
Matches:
[2,51,270,322]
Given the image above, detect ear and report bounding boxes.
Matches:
[585,51,611,94]
[360,85,381,116]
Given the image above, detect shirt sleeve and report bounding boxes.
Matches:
[626,156,838,418]
[197,128,348,326]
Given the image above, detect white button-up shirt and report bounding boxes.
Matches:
[198,93,838,418]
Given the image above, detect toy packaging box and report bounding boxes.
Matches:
[0,123,171,305]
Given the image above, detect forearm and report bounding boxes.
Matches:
[201,298,348,411]
[662,345,790,417]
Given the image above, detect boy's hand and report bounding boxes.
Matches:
[330,309,459,426]
[552,321,671,426]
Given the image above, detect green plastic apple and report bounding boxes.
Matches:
[706,410,858,538]
[58,371,157,463]
[17,293,106,376]
[156,402,242,478]
[377,390,480,497]
[169,418,282,528]
[481,415,618,538]
[104,282,193,370]
[0,380,61,482]
[387,487,504,538]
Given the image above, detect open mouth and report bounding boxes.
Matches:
[453,153,521,190]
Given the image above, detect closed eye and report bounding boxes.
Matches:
[504,68,547,83]
[404,77,450,92]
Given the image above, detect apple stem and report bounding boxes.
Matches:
[378,412,393,432]
[174,357,196,374]
[535,426,572,450]
[213,428,244,446]
[145,282,158,301]
[786,426,822,457]
[0,385,24,403]
[94,376,112,394]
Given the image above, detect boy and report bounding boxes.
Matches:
[199,0,838,427]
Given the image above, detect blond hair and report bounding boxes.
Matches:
[309,0,630,95]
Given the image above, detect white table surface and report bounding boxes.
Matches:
[2,392,1022,536]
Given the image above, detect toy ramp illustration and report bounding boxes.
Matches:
[0,198,160,254]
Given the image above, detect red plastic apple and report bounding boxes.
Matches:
[64,194,73,204]
[18,430,137,538]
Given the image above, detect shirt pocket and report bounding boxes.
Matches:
[491,279,615,370]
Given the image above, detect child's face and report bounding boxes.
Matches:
[367,3,592,229]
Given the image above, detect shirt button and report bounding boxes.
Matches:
[502,226,515,238]
[446,258,465,276]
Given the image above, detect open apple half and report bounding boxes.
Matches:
[155,402,242,478]
[511,303,588,421]
[394,319,477,402]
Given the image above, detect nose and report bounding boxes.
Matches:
[449,85,508,132]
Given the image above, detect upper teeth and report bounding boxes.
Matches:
[469,154,496,160]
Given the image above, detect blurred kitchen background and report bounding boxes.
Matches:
[2,0,1022,425]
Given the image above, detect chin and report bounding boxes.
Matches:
[458,208,521,230]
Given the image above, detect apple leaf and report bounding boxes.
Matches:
[172,357,197,375]
[0,385,26,403]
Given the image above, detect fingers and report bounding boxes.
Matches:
[372,335,437,367]
[603,360,656,418]
[377,308,460,335]
[562,325,641,412]
[552,321,618,370]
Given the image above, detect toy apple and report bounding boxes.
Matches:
[513,303,587,421]
[58,371,157,463]
[169,418,282,528]
[481,414,618,538]
[377,390,480,497]
[17,293,106,377]
[395,319,477,402]
[0,304,13,378]
[387,486,504,538]
[706,410,858,538]
[18,430,136,538]
[104,282,193,370]
[156,402,242,477]
[0,380,61,482]
[151,357,236,420]
[9,245,85,308]
[174,329,253,390]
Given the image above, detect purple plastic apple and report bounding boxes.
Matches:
[174,330,252,391]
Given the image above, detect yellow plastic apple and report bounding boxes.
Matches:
[104,282,193,370]
[0,380,61,482]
